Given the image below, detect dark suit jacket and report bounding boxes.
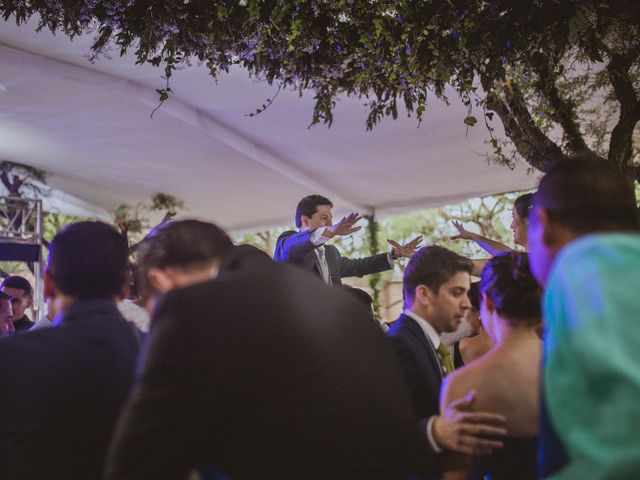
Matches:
[105,246,431,480]
[387,314,445,475]
[0,299,141,480]
[12,315,34,332]
[274,229,392,286]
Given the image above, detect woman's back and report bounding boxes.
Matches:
[441,251,543,480]
[467,339,540,437]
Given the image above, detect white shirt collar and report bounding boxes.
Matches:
[404,310,442,349]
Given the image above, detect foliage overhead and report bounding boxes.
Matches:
[0,160,48,198]
[2,1,640,178]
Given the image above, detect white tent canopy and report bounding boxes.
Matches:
[0,18,538,233]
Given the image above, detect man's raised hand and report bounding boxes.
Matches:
[387,236,423,259]
[325,212,362,237]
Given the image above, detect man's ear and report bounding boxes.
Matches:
[43,269,57,301]
[147,267,175,294]
[414,284,433,307]
[300,215,310,229]
[535,208,559,247]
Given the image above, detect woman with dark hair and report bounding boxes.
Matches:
[440,251,542,480]
[451,192,533,251]
[452,282,493,368]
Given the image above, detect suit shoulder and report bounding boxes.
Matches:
[275,230,297,242]
[386,315,412,337]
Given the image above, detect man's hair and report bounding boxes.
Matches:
[341,285,374,309]
[532,156,640,233]
[480,252,542,327]
[0,275,32,297]
[514,193,534,221]
[47,222,129,299]
[135,219,234,298]
[403,245,474,305]
[295,195,333,228]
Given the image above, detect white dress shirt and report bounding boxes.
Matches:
[308,228,394,285]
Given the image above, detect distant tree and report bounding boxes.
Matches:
[115,193,185,251]
[0,161,48,198]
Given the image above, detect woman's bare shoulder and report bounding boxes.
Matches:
[440,349,498,409]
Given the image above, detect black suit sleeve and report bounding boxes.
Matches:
[104,292,217,480]
[273,230,318,262]
[336,251,393,278]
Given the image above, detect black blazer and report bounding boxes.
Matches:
[105,246,431,480]
[274,229,392,286]
[387,314,445,466]
[0,300,141,480]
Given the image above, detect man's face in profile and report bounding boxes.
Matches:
[0,299,14,337]
[425,271,471,334]
[303,205,333,230]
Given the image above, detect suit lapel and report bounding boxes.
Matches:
[401,314,445,380]
[324,246,339,285]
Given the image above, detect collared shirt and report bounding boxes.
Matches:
[404,310,442,354]
[12,315,34,332]
[404,309,445,453]
[308,228,394,285]
[31,315,53,330]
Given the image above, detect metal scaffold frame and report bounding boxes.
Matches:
[0,195,45,319]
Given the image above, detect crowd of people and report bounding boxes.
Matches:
[0,155,639,480]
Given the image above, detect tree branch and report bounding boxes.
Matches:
[607,52,640,171]
[531,58,593,156]
[486,83,566,171]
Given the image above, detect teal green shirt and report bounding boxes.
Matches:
[542,233,640,479]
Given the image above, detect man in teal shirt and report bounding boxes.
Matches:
[527,156,640,479]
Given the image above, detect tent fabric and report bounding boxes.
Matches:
[0,18,539,233]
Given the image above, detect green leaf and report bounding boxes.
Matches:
[463,115,478,126]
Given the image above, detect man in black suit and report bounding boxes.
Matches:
[0,222,140,480]
[387,245,507,476]
[274,194,421,285]
[105,219,429,480]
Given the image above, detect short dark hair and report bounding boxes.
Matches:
[532,156,640,233]
[135,219,233,298]
[47,222,129,299]
[480,252,542,327]
[341,285,374,309]
[403,245,473,305]
[514,193,534,221]
[0,275,33,297]
[295,195,333,228]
